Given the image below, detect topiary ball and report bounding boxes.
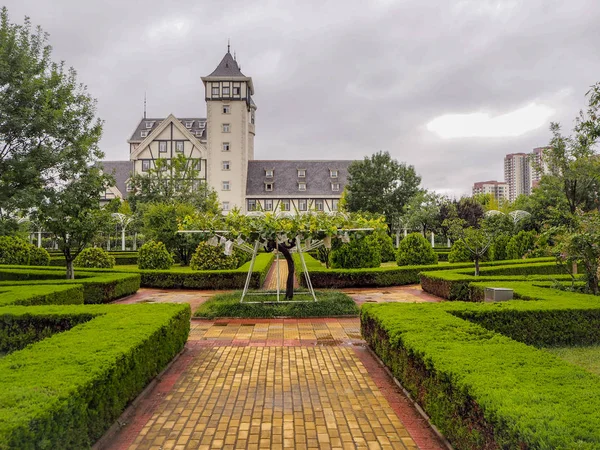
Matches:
[138,241,173,270]
[329,235,382,269]
[448,239,473,263]
[190,241,241,270]
[28,245,51,266]
[73,247,115,268]
[396,232,438,266]
[0,236,34,265]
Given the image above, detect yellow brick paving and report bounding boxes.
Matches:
[263,258,293,291]
[128,345,417,450]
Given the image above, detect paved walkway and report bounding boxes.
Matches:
[262,257,300,290]
[100,288,446,450]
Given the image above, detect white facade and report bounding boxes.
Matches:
[472,180,509,203]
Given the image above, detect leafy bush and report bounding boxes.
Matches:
[329,236,381,269]
[506,230,536,260]
[396,233,437,266]
[448,239,472,263]
[0,236,31,265]
[28,246,51,266]
[138,241,173,270]
[488,234,510,261]
[190,242,243,270]
[73,247,115,269]
[367,232,396,262]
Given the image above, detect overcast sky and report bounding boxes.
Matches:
[4,0,600,197]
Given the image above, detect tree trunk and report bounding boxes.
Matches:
[474,256,480,276]
[277,244,295,299]
[66,259,75,280]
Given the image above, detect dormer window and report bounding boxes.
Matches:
[297,169,306,178]
[199,121,206,128]
[298,182,306,191]
[185,121,193,128]
[140,130,148,138]
[330,169,338,178]
[331,182,340,192]
[265,169,274,178]
[145,121,154,129]
[265,182,273,192]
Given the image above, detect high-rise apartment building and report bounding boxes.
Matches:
[530,146,549,187]
[504,153,531,201]
[472,180,509,203]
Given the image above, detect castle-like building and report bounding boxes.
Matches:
[101,48,351,213]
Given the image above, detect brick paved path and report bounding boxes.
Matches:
[100,290,446,450]
[262,257,300,290]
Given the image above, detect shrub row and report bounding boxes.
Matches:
[420,262,569,301]
[361,283,600,449]
[296,253,554,289]
[138,252,274,289]
[0,302,190,449]
[50,252,138,267]
[0,284,84,307]
[0,268,139,304]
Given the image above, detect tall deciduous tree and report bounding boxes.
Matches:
[128,154,220,213]
[0,8,102,212]
[345,151,421,229]
[402,191,441,236]
[37,167,113,279]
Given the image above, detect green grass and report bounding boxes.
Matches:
[194,290,359,319]
[545,345,600,376]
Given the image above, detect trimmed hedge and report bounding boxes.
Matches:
[0,284,84,307]
[0,302,190,449]
[50,252,138,267]
[138,252,275,289]
[296,253,555,289]
[361,282,600,449]
[396,233,437,266]
[73,248,115,269]
[420,262,569,301]
[0,268,139,304]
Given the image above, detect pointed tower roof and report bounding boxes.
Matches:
[207,51,246,77]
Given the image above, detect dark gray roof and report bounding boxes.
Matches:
[207,52,246,77]
[99,160,133,199]
[129,117,207,142]
[246,160,354,197]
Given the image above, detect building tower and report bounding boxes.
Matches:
[504,153,531,202]
[202,47,257,212]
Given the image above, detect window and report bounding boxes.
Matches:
[280,200,290,211]
[297,169,306,178]
[265,169,274,178]
[251,111,255,124]
[247,199,257,211]
[315,199,324,211]
[264,199,273,211]
[212,86,219,96]
[195,130,204,138]
[192,180,200,191]
[332,199,339,211]
[222,105,230,114]
[199,121,206,128]
[185,121,193,128]
[222,181,230,191]
[222,142,230,152]
[233,86,240,95]
[145,121,154,129]
[222,87,230,96]
[330,169,338,178]
[265,183,273,192]
[159,141,167,153]
[193,160,201,170]
[222,161,230,170]
[142,160,150,172]
[331,182,340,192]
[222,123,230,133]
[140,130,148,138]
[298,182,306,191]
[175,141,184,152]
[222,201,230,211]
[298,199,307,211]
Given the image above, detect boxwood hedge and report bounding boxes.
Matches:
[361,281,600,449]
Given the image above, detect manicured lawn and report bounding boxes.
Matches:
[545,345,600,376]
[194,290,358,319]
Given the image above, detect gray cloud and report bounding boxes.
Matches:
[4,0,600,196]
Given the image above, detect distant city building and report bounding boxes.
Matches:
[530,146,550,187]
[472,180,509,203]
[504,153,531,201]
[99,47,351,212]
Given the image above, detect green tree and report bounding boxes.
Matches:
[37,167,113,279]
[456,197,485,228]
[128,154,220,212]
[0,8,103,212]
[142,202,199,266]
[402,191,441,237]
[345,151,421,229]
[396,233,437,266]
